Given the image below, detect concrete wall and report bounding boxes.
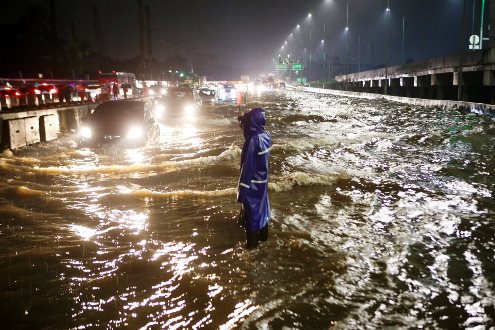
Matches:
[293,85,495,117]
[0,104,97,150]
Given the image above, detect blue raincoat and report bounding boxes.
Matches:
[237,108,272,232]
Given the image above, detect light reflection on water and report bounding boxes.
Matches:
[0,90,494,328]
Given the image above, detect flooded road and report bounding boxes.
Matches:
[1,89,495,329]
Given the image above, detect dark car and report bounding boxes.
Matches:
[152,87,202,123]
[198,87,216,104]
[0,83,21,98]
[148,85,167,98]
[79,100,160,147]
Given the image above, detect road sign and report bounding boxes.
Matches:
[275,64,288,71]
[469,34,481,50]
[292,63,303,71]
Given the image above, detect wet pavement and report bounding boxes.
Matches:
[0,89,494,329]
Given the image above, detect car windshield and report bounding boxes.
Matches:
[92,102,145,123]
[167,88,193,100]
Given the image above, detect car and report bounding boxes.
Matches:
[153,87,202,122]
[0,82,22,108]
[85,83,102,102]
[79,100,160,147]
[147,85,168,98]
[0,82,21,98]
[198,87,216,104]
[34,83,58,96]
[217,82,237,102]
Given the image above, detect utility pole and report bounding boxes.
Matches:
[402,16,405,64]
[385,0,390,95]
[309,30,312,82]
[458,0,467,101]
[323,22,326,81]
[346,0,349,90]
[480,0,486,49]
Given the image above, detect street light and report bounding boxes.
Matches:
[385,0,390,95]
[345,0,349,90]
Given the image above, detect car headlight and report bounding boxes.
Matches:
[127,126,144,140]
[184,104,195,113]
[154,104,165,118]
[80,126,92,139]
[148,89,155,95]
[160,88,167,95]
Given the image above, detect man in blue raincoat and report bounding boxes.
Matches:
[237,108,272,249]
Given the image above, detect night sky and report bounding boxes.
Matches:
[3,0,483,80]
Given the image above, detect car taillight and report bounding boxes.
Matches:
[50,88,57,94]
[15,91,21,96]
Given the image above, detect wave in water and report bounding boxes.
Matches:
[0,146,241,176]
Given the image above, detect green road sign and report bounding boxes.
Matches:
[292,63,303,71]
[297,77,307,83]
[275,64,288,71]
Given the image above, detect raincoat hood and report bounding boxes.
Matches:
[242,108,266,140]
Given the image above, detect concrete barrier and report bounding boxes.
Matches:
[25,116,41,145]
[40,115,59,142]
[0,103,97,150]
[3,118,27,149]
[293,85,495,117]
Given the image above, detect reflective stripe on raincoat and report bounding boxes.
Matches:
[237,108,272,232]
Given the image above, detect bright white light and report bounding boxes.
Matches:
[160,88,167,95]
[345,26,349,31]
[308,13,312,18]
[281,45,285,49]
[184,104,195,113]
[148,89,155,95]
[80,127,92,139]
[321,40,325,43]
[386,7,391,12]
[127,126,144,140]
[284,40,288,44]
[154,104,165,118]
[296,24,300,29]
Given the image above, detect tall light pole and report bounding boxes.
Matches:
[402,16,405,64]
[458,0,467,101]
[479,0,486,48]
[346,0,349,90]
[323,22,326,81]
[308,13,313,82]
[385,0,390,95]
[310,30,313,82]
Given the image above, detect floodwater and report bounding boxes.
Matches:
[1,89,494,329]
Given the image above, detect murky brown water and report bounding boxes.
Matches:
[1,89,494,329]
